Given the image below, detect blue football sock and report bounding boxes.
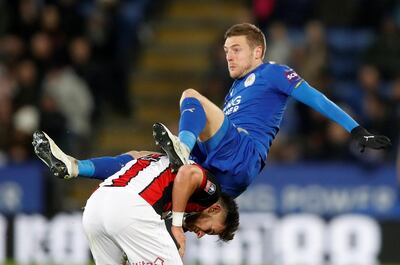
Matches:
[179,97,206,150]
[77,160,95,177]
[77,154,133,180]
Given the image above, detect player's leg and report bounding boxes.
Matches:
[82,229,125,265]
[179,88,225,143]
[82,190,126,265]
[114,208,183,265]
[77,155,133,180]
[153,88,225,171]
[32,131,133,180]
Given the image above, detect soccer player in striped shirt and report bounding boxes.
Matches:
[32,131,239,264]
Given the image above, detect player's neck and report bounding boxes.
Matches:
[239,61,264,78]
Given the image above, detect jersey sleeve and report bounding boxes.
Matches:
[266,64,304,95]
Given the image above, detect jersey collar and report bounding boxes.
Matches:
[236,62,267,81]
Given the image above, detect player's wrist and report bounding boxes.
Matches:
[351,126,372,142]
[351,125,369,139]
[172,211,184,227]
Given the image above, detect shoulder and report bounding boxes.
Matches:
[263,62,294,74]
[263,62,302,85]
[257,62,295,84]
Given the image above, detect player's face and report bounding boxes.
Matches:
[184,208,226,238]
[224,35,261,79]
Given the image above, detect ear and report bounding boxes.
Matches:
[207,203,222,214]
[254,46,263,60]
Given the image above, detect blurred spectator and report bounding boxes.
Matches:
[293,21,329,88]
[0,0,394,166]
[201,34,231,105]
[354,0,395,28]
[42,62,94,157]
[362,94,390,136]
[389,76,400,125]
[268,133,302,163]
[266,21,292,65]
[40,4,66,55]
[364,17,400,79]
[12,58,40,111]
[7,0,39,42]
[85,3,132,116]
[69,36,103,123]
[355,64,384,118]
[0,64,14,164]
[322,112,353,160]
[357,64,382,94]
[39,93,68,150]
[316,0,356,26]
[272,0,314,26]
[0,35,25,67]
[359,93,392,161]
[0,0,152,215]
[395,2,400,27]
[41,5,61,34]
[58,0,85,38]
[0,95,13,165]
[9,105,39,163]
[0,1,10,36]
[300,111,330,160]
[252,0,276,31]
[398,143,400,187]
[30,32,55,81]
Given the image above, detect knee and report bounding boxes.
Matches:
[181,88,201,100]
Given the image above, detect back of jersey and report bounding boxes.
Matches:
[100,154,173,193]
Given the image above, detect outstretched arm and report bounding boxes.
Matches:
[291,82,391,151]
[171,165,204,257]
[291,81,358,132]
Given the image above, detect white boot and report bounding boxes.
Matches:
[153,123,190,172]
[32,131,78,179]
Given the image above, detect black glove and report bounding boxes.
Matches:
[351,126,391,152]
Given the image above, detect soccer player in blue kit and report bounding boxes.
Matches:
[153,23,391,198]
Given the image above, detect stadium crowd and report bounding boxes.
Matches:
[0,0,399,167]
[0,0,155,165]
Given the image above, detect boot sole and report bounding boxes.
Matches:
[32,131,68,178]
[152,123,184,173]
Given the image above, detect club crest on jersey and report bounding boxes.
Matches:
[285,70,301,84]
[244,73,256,87]
[204,180,216,195]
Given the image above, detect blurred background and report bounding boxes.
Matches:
[0,0,399,264]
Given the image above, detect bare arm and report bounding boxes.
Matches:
[171,164,204,257]
[172,165,203,213]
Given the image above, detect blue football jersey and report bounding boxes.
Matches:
[223,62,304,159]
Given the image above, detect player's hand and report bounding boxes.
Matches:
[351,126,391,152]
[171,225,186,257]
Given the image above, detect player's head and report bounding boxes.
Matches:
[224,23,266,79]
[184,192,239,242]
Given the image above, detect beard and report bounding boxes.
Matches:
[183,212,201,231]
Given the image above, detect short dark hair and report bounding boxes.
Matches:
[224,23,266,59]
[218,192,239,242]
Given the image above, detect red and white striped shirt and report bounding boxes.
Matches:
[100,154,220,215]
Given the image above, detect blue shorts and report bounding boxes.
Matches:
[191,117,266,198]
